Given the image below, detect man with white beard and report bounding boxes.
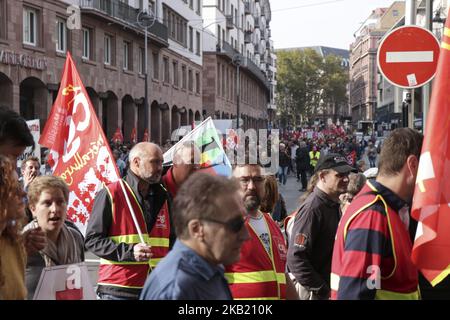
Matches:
[85,142,175,300]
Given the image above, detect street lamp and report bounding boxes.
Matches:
[232,54,242,130]
[137,10,155,139]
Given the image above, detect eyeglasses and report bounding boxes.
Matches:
[201,216,246,233]
[238,176,264,186]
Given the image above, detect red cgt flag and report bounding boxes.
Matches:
[130,127,137,144]
[112,127,124,144]
[411,13,450,286]
[39,52,120,235]
[142,128,150,142]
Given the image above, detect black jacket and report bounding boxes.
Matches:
[287,187,341,298]
[85,170,175,299]
[295,147,310,171]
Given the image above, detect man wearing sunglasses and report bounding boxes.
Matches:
[140,172,249,299]
[287,153,356,300]
[225,162,297,300]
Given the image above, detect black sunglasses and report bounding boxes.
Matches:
[201,216,246,233]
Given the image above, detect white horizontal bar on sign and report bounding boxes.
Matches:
[386,51,434,63]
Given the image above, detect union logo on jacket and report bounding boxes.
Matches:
[97,180,171,289]
[225,212,287,300]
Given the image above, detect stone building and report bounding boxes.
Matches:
[201,0,275,130]
[0,0,203,145]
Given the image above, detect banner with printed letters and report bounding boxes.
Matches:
[39,52,120,235]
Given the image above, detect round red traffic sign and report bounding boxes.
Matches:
[377,25,440,89]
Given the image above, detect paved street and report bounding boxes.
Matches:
[85,252,100,290]
[278,171,306,215]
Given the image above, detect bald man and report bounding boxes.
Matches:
[162,141,201,198]
[85,142,175,300]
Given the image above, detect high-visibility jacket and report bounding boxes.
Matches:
[225,212,287,300]
[331,183,419,300]
[309,151,320,168]
[97,180,171,289]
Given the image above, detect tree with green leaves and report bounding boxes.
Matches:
[276,49,348,128]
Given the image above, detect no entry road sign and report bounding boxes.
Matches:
[377,25,440,89]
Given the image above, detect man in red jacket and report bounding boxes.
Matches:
[162,141,200,199]
[331,128,423,300]
[225,162,297,300]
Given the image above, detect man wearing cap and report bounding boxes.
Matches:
[286,153,355,300]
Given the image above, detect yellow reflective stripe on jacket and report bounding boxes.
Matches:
[100,257,162,266]
[148,237,170,247]
[109,235,168,248]
[109,234,150,244]
[375,289,419,300]
[149,258,163,267]
[330,273,419,299]
[225,271,286,284]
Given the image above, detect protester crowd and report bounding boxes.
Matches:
[1,104,449,301]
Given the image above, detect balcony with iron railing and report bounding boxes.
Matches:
[243,57,270,91]
[225,15,234,29]
[80,0,168,44]
[244,31,253,44]
[254,17,260,29]
[260,30,266,40]
[244,1,252,15]
[216,40,239,61]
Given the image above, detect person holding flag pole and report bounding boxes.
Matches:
[85,142,175,300]
[39,52,174,300]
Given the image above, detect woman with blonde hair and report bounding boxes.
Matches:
[24,175,84,299]
[0,155,28,299]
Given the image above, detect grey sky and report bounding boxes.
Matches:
[271,0,397,50]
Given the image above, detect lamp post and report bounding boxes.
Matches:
[137,10,155,139]
[232,54,242,130]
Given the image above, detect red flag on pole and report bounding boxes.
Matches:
[39,52,120,235]
[112,127,124,144]
[130,127,137,144]
[411,12,450,286]
[142,128,150,142]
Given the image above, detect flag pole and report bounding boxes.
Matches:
[119,180,146,244]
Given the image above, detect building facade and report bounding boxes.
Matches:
[375,0,449,132]
[201,0,275,130]
[349,1,404,127]
[0,0,203,145]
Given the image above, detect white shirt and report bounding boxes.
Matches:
[291,146,299,160]
[248,212,271,254]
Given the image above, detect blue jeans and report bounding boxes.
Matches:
[278,166,288,185]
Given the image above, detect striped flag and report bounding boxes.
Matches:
[163,117,232,176]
